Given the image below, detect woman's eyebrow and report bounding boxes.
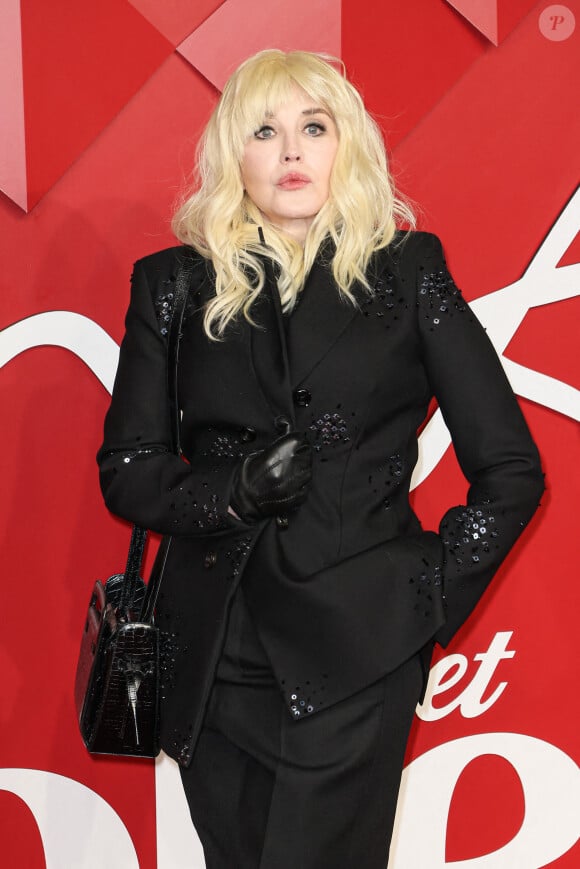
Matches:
[263,108,329,117]
[302,107,331,117]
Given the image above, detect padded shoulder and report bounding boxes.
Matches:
[134,245,203,280]
[393,230,441,263]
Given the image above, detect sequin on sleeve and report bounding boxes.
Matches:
[415,233,544,644]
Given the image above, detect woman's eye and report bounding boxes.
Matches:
[254,125,275,140]
[304,122,326,136]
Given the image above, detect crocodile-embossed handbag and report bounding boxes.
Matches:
[74,254,195,757]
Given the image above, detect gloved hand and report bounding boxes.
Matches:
[230,431,313,522]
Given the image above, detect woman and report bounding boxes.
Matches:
[98,50,544,868]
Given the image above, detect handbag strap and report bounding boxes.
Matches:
[122,526,148,597]
[120,250,198,614]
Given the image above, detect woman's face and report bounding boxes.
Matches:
[241,87,339,243]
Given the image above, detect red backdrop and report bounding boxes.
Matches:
[1,1,578,866]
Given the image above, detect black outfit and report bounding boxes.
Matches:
[181,589,423,869]
[98,231,543,867]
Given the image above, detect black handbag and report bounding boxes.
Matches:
[74,253,195,757]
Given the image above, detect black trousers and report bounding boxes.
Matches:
[180,589,422,869]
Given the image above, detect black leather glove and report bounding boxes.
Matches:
[230,431,313,522]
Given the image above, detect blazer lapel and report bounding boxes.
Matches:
[286,253,362,389]
[249,242,394,417]
[250,256,296,427]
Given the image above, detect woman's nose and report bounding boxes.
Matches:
[280,135,301,163]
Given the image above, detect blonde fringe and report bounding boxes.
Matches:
[172,50,415,340]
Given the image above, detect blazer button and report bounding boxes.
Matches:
[276,515,289,530]
[293,388,312,407]
[204,550,217,568]
[240,426,256,443]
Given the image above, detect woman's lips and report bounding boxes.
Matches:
[276,173,311,190]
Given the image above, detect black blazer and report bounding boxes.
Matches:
[98,231,544,766]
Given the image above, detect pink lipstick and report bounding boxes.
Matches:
[277,173,310,190]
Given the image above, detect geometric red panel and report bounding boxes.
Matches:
[127,0,226,45]
[0,0,26,209]
[496,0,545,43]
[178,0,341,92]
[445,0,539,45]
[343,0,488,151]
[3,0,174,211]
[445,0,499,44]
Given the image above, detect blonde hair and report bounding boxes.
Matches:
[172,49,414,339]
